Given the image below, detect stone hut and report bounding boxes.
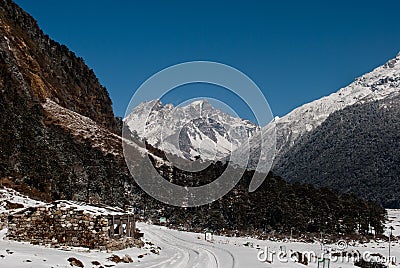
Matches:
[7,200,142,250]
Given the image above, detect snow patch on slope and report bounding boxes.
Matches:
[0,187,44,215]
[42,99,122,156]
[42,99,165,163]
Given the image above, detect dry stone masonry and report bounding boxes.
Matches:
[7,200,143,250]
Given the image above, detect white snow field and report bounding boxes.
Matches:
[1,218,400,268]
[386,209,400,237]
[135,222,400,268]
[1,188,400,268]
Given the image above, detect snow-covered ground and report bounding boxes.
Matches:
[1,188,400,268]
[136,222,400,268]
[0,228,162,268]
[1,219,399,268]
[386,209,400,237]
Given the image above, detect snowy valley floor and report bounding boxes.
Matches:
[1,216,400,268]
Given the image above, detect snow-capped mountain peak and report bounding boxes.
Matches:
[273,52,400,156]
[229,52,400,173]
[124,99,260,161]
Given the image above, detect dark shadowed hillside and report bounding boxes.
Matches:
[0,0,132,204]
[274,93,400,208]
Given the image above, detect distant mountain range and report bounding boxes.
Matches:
[127,53,400,207]
[125,99,259,161]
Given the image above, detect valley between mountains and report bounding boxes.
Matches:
[0,0,399,267]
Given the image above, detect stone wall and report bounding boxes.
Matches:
[0,212,7,230]
[7,202,141,250]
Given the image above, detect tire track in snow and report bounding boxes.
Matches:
[163,228,237,268]
[141,227,202,268]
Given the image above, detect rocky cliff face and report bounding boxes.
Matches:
[0,0,118,131]
[0,0,130,204]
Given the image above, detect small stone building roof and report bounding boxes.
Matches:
[12,200,129,216]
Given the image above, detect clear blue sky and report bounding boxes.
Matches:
[14,0,400,123]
